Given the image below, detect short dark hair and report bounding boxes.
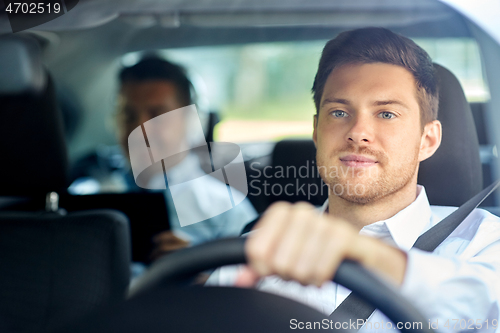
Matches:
[119,55,193,106]
[312,27,439,127]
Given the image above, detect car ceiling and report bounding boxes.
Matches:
[1,0,470,45]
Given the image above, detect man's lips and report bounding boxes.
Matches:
[339,154,378,167]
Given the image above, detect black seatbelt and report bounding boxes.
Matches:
[241,215,259,236]
[329,179,500,325]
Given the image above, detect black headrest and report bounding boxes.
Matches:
[270,140,328,206]
[271,64,482,207]
[0,36,46,95]
[0,39,68,196]
[418,64,482,206]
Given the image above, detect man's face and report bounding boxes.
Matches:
[313,62,427,204]
[118,80,187,157]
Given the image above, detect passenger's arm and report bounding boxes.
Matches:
[150,231,190,261]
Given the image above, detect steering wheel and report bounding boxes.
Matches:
[61,238,434,333]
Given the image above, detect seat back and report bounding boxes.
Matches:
[0,36,131,333]
[417,64,482,206]
[0,36,68,198]
[0,210,130,333]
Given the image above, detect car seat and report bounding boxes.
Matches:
[0,35,131,333]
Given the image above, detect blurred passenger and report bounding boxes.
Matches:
[116,56,257,259]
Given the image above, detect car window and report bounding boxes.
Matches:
[121,37,488,143]
[414,38,489,102]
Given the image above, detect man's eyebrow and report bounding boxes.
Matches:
[321,98,350,108]
[321,98,411,110]
[374,100,410,110]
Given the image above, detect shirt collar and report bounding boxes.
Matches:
[319,185,432,251]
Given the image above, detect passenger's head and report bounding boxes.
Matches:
[116,56,193,158]
[312,27,438,129]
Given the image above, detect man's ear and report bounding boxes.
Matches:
[313,114,318,148]
[418,120,442,162]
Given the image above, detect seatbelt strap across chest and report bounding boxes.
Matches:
[329,180,500,325]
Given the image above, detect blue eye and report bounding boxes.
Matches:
[379,112,395,119]
[332,110,348,118]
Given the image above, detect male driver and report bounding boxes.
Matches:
[116,57,257,259]
[207,28,500,328]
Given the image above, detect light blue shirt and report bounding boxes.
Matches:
[149,153,258,245]
[207,185,500,332]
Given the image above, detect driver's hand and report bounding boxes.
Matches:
[237,201,407,288]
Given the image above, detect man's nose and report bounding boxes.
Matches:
[345,114,374,144]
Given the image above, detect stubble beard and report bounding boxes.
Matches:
[317,144,420,205]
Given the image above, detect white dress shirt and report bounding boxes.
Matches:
[206,185,500,332]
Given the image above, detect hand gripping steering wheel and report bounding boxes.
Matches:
[63,238,434,333]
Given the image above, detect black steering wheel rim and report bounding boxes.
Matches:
[127,237,433,333]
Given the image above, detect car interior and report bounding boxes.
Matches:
[0,0,499,332]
